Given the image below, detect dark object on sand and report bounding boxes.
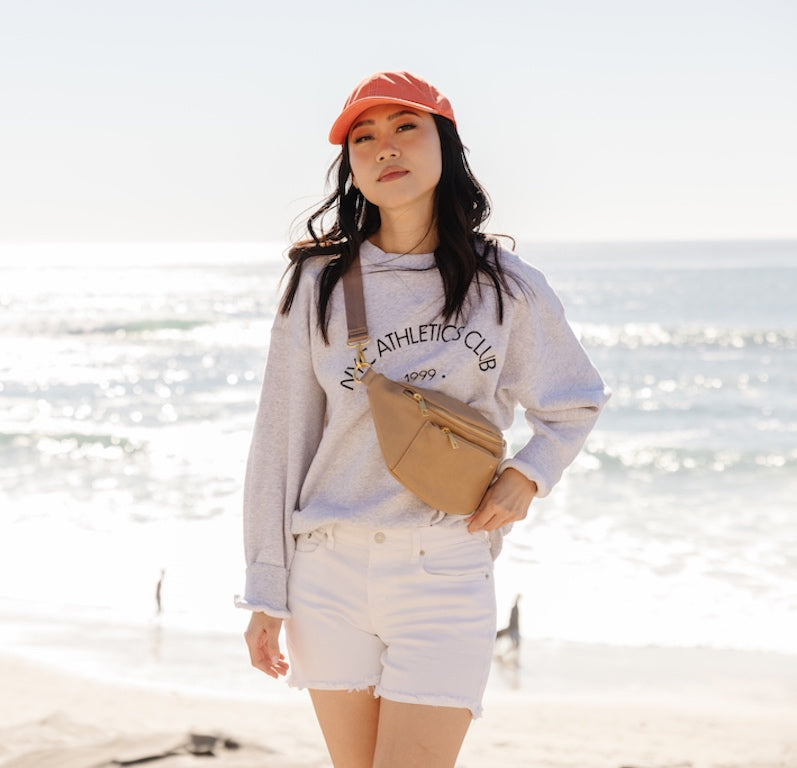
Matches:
[112,732,240,764]
[496,595,521,648]
[1,730,300,768]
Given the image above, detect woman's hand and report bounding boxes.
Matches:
[467,467,538,533]
[244,612,289,679]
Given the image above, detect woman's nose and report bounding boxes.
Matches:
[376,141,400,162]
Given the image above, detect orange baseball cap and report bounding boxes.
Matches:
[328,71,456,145]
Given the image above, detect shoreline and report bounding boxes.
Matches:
[2,640,796,768]
[4,603,797,702]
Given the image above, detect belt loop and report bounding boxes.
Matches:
[325,525,336,550]
[410,529,421,563]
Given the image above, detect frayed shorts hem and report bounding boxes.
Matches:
[287,674,381,694]
[376,686,482,719]
[286,676,482,719]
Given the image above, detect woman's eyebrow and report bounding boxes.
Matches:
[387,109,421,121]
[350,110,421,133]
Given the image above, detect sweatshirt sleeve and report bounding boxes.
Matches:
[234,275,326,617]
[497,268,610,498]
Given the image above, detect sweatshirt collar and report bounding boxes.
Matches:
[359,239,436,269]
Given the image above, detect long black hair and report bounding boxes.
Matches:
[280,114,513,342]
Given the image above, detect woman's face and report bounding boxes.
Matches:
[347,103,442,218]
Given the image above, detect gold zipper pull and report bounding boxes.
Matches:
[442,427,459,449]
[413,393,429,416]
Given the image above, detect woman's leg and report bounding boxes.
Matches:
[309,688,381,768]
[373,700,472,768]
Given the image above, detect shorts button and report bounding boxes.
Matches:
[374,532,386,543]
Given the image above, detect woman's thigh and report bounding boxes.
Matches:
[309,688,381,768]
[374,699,472,768]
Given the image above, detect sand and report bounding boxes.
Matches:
[1,642,796,768]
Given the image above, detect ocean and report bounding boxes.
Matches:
[1,240,795,697]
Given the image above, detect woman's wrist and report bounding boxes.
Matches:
[501,467,538,497]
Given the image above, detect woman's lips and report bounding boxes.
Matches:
[378,168,409,182]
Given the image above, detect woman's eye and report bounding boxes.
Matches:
[351,134,372,144]
[396,123,416,133]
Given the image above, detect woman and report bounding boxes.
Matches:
[237,71,609,767]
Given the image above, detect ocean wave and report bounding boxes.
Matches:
[0,315,212,339]
[0,430,144,461]
[583,442,797,474]
[577,323,797,350]
[67,318,210,336]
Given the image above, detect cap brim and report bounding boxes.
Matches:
[328,97,438,145]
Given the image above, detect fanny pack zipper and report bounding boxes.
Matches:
[403,389,505,454]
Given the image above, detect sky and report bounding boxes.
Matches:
[1,0,795,243]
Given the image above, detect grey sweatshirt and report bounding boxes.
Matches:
[236,240,610,617]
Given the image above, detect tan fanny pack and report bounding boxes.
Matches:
[342,256,506,515]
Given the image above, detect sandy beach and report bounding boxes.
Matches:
[2,641,796,768]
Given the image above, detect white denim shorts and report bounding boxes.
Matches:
[285,521,497,717]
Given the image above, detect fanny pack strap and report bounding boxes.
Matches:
[342,256,371,376]
[342,256,368,344]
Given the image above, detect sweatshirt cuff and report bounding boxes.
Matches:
[234,562,291,619]
[498,458,551,499]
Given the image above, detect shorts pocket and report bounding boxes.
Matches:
[294,532,323,553]
[419,535,493,582]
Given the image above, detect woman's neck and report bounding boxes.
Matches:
[369,208,438,255]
